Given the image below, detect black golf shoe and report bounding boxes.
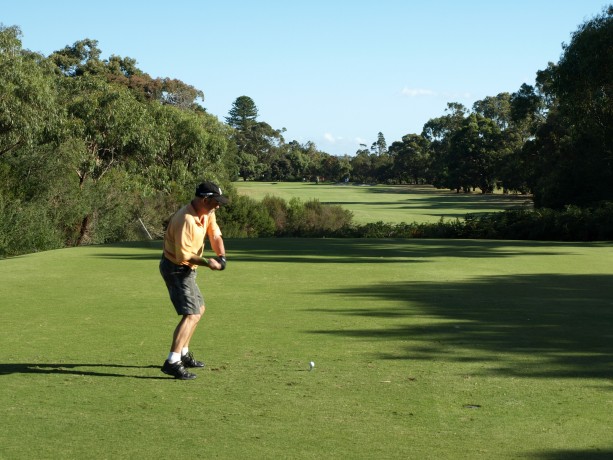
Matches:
[161,360,197,380]
[181,351,205,368]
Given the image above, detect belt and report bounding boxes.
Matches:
[162,255,195,271]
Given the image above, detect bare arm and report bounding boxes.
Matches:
[210,234,225,258]
[186,234,225,270]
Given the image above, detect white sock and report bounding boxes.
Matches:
[167,352,181,363]
[181,347,189,356]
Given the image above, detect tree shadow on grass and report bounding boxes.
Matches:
[226,239,584,264]
[310,274,613,381]
[93,240,600,265]
[526,449,613,460]
[0,363,168,380]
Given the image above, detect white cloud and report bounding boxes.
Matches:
[441,91,473,100]
[401,87,474,100]
[323,133,337,143]
[401,87,437,97]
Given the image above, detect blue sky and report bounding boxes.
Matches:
[3,1,609,156]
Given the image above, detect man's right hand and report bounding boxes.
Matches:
[211,256,226,270]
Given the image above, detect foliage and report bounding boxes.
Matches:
[226,95,286,181]
[1,6,612,256]
[284,198,354,237]
[216,194,276,238]
[388,134,431,184]
[350,202,613,241]
[222,183,612,241]
[217,193,354,238]
[529,6,613,208]
[0,193,64,257]
[0,26,62,157]
[0,27,232,255]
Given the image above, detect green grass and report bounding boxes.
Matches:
[234,182,533,224]
[1,239,612,459]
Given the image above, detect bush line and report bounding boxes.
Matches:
[219,197,613,242]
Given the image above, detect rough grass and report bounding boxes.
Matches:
[234,182,533,224]
[1,239,612,459]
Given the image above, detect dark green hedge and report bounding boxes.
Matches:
[220,195,613,242]
[348,202,613,241]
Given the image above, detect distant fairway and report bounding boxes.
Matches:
[1,239,612,459]
[234,182,533,224]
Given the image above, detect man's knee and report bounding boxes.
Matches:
[187,307,204,322]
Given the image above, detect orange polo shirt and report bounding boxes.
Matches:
[163,203,222,269]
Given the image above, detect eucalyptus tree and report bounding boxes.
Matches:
[49,38,105,76]
[422,102,467,189]
[0,26,72,253]
[0,25,61,159]
[531,6,613,207]
[448,114,501,193]
[370,132,388,156]
[350,144,376,183]
[492,83,548,194]
[54,74,155,243]
[279,140,312,181]
[388,134,431,184]
[472,92,532,193]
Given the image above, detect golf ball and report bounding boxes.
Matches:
[309,361,315,370]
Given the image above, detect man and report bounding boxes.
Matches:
[159,181,229,380]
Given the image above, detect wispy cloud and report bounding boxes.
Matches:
[323,132,337,143]
[401,87,437,97]
[401,87,474,100]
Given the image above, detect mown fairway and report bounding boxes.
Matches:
[1,238,612,459]
[234,182,533,224]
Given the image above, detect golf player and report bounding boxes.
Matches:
[159,181,229,380]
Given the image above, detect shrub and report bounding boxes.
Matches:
[261,194,288,235]
[285,198,354,237]
[217,194,276,238]
[0,196,64,257]
[348,202,613,241]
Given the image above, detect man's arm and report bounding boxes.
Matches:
[186,234,225,270]
[210,233,225,258]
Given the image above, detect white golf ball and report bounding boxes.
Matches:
[309,361,315,370]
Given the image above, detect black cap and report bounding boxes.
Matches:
[195,181,230,205]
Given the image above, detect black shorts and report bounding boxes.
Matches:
[159,256,204,315]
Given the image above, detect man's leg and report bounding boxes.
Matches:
[180,305,206,368]
[161,313,201,380]
[182,305,205,350]
[170,312,202,354]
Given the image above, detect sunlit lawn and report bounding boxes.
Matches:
[233,182,533,224]
[1,238,612,459]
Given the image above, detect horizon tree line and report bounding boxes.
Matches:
[0,5,611,254]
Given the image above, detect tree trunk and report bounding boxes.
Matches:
[76,214,91,246]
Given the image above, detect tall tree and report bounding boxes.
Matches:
[532,6,613,207]
[49,38,104,76]
[0,26,61,157]
[350,149,374,183]
[448,114,501,193]
[226,95,285,180]
[371,132,388,156]
[422,103,467,189]
[389,134,431,184]
[473,93,512,130]
[225,95,258,129]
